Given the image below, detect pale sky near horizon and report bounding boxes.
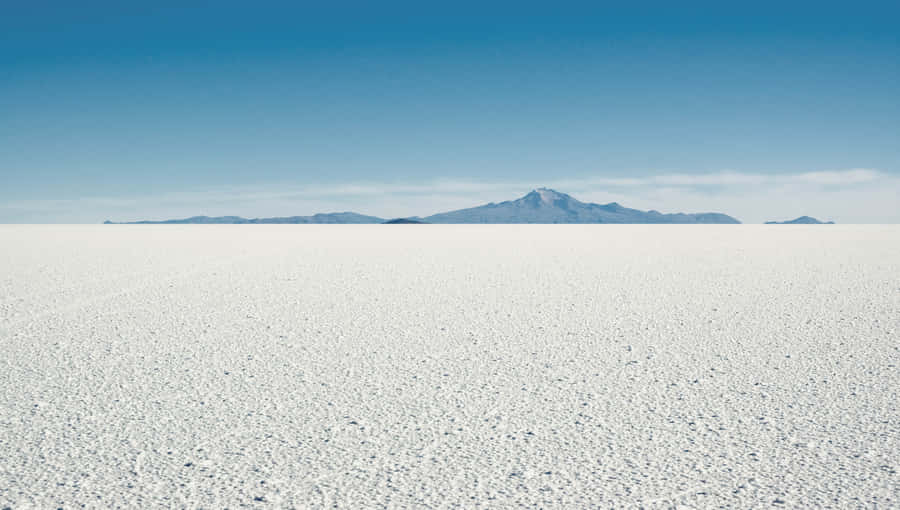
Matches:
[2,2,899,223]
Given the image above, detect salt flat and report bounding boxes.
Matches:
[1,225,898,508]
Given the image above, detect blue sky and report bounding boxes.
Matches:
[2,1,899,222]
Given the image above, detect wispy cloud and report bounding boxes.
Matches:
[2,169,897,223]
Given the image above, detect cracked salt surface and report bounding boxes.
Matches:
[1,225,898,508]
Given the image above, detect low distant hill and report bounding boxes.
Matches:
[765,216,834,224]
[383,218,428,224]
[105,187,744,224]
[105,212,384,224]
[423,188,741,224]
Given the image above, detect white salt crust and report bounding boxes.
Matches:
[0,225,898,508]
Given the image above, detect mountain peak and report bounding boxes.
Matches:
[524,188,571,205]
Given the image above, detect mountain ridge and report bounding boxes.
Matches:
[105,188,743,224]
[104,212,384,224]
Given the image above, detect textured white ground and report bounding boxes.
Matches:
[1,225,898,509]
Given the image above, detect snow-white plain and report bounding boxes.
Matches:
[1,225,898,508]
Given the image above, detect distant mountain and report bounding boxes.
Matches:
[104,188,744,225]
[423,188,741,224]
[765,216,834,224]
[105,212,384,224]
[383,218,428,224]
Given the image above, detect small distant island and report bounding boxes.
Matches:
[765,216,835,224]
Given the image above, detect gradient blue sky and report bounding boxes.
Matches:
[2,1,899,222]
